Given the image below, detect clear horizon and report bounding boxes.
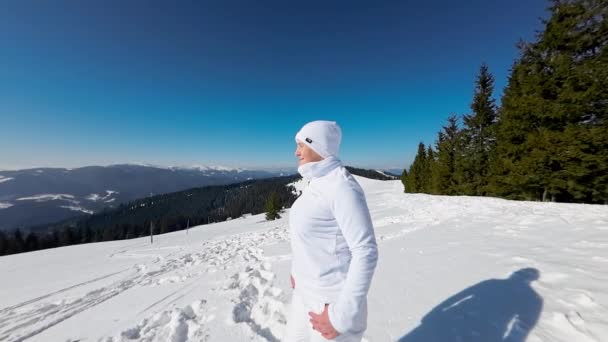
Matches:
[0,161,404,173]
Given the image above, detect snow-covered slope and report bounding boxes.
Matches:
[0,177,607,341]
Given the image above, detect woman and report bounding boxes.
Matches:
[287,120,378,341]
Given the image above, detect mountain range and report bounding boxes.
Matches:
[0,164,291,230]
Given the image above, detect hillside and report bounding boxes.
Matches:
[1,167,395,256]
[0,164,288,231]
[0,177,606,341]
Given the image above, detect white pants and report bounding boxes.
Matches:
[285,291,364,342]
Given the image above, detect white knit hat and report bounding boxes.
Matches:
[295,120,342,158]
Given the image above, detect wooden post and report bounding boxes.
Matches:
[186,219,190,235]
[150,221,154,244]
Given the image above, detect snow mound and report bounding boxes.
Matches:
[105,300,211,342]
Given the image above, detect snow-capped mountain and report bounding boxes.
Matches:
[0,164,292,231]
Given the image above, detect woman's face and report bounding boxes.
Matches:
[295,140,323,166]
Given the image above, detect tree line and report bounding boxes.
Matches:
[402,0,607,204]
[0,175,299,256]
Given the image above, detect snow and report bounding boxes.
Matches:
[287,178,307,196]
[375,170,398,178]
[0,176,14,184]
[0,202,12,209]
[87,194,103,201]
[16,194,95,214]
[112,162,162,168]
[87,190,119,202]
[0,177,607,342]
[170,165,243,173]
[16,194,75,202]
[60,205,94,215]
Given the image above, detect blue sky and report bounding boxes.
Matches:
[0,0,548,171]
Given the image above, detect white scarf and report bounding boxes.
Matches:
[297,156,343,180]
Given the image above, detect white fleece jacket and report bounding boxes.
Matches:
[289,156,378,334]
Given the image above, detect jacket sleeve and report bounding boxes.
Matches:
[327,182,378,334]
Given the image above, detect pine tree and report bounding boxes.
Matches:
[494,0,608,202]
[59,227,74,246]
[71,227,82,245]
[400,168,408,193]
[124,224,136,240]
[51,231,60,248]
[11,229,25,254]
[425,145,436,193]
[405,143,428,193]
[265,191,282,220]
[93,227,103,242]
[460,63,497,196]
[81,226,93,243]
[102,225,114,241]
[434,115,461,195]
[117,223,127,240]
[0,231,7,255]
[160,218,170,234]
[41,231,60,250]
[24,233,39,252]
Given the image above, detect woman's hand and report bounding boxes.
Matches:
[309,304,339,339]
[290,274,295,289]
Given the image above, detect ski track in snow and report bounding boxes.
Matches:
[104,227,290,342]
[0,227,291,342]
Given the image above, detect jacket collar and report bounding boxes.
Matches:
[297,156,342,180]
